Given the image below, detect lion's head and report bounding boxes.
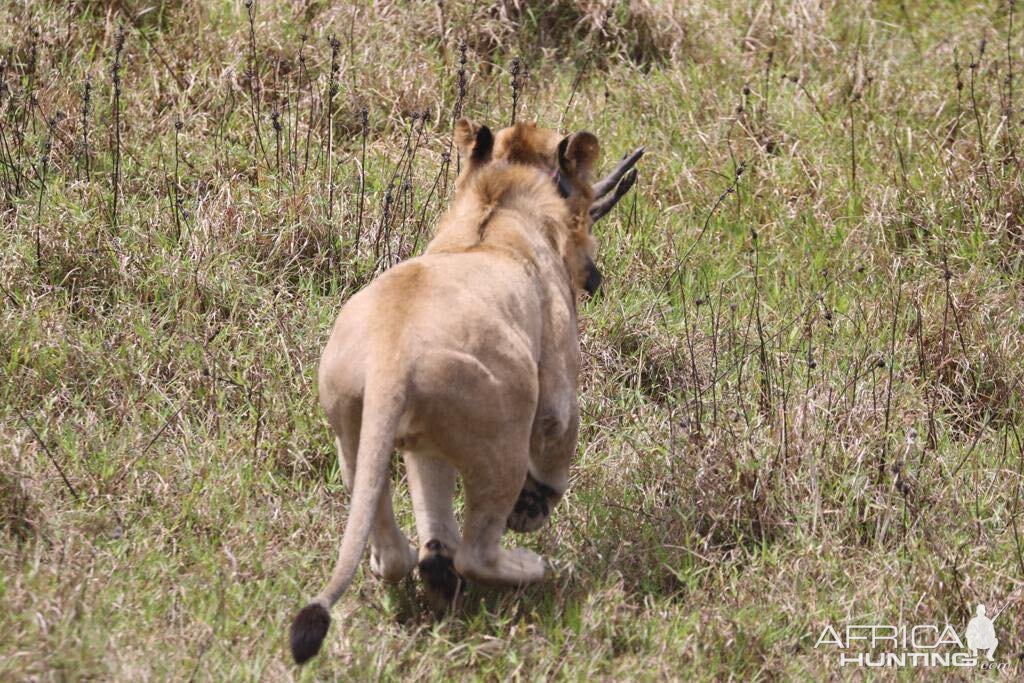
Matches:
[453,119,642,297]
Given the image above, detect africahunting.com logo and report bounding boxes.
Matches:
[814,603,1012,669]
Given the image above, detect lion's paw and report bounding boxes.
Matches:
[417,539,462,615]
[507,474,560,533]
[369,542,418,583]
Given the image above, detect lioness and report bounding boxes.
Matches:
[290,119,642,664]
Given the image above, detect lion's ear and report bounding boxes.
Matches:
[455,118,494,164]
[557,131,600,182]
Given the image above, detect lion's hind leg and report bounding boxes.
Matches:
[405,449,462,613]
[453,438,547,586]
[332,431,417,583]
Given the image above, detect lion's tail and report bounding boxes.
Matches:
[289,370,404,664]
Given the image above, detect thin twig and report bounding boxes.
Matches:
[14,406,80,502]
[879,279,901,485]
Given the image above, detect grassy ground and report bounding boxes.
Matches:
[2,0,1024,679]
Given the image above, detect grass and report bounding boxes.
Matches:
[2,0,1023,679]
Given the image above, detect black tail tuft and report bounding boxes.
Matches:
[290,602,331,664]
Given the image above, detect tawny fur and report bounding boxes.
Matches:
[289,120,601,664]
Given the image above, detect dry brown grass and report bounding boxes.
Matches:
[2,0,1024,680]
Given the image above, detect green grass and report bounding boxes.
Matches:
[2,0,1023,679]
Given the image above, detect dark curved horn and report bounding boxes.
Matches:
[589,169,638,221]
[592,146,645,199]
